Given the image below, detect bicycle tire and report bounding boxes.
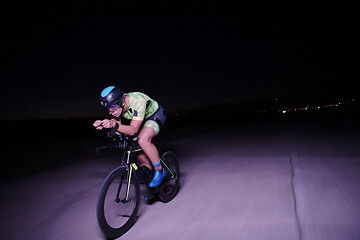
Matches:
[158,151,180,203]
[97,167,140,239]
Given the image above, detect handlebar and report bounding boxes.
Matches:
[96,127,140,152]
[101,128,138,141]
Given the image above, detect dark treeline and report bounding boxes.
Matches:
[0,102,358,180]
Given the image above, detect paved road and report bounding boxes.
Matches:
[1,119,360,240]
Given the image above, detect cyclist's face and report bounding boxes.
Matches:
[109,105,122,117]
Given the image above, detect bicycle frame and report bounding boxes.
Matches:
[98,130,176,202]
[121,149,176,203]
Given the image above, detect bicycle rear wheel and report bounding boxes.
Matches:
[97,167,140,239]
[158,151,180,203]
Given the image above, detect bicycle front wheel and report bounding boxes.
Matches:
[96,167,140,239]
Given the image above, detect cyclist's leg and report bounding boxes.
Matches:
[136,151,153,170]
[138,104,167,187]
[135,151,157,201]
[138,126,161,170]
[138,125,166,187]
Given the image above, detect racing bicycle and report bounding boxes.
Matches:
[96,129,180,239]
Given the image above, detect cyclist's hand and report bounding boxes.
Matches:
[100,119,117,129]
[93,120,104,130]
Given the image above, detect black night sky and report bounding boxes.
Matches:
[1,1,347,121]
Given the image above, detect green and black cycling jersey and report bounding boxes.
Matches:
[121,92,166,134]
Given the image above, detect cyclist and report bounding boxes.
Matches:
[93,86,167,191]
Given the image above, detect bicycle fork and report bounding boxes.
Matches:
[116,151,135,204]
[125,151,133,202]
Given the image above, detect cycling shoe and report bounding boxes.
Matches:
[148,167,166,188]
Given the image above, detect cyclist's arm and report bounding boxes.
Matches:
[115,119,142,136]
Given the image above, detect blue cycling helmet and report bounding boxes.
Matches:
[100,86,124,109]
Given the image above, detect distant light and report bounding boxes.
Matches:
[282,110,287,114]
[318,106,320,109]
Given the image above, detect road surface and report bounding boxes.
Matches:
[1,119,360,240]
